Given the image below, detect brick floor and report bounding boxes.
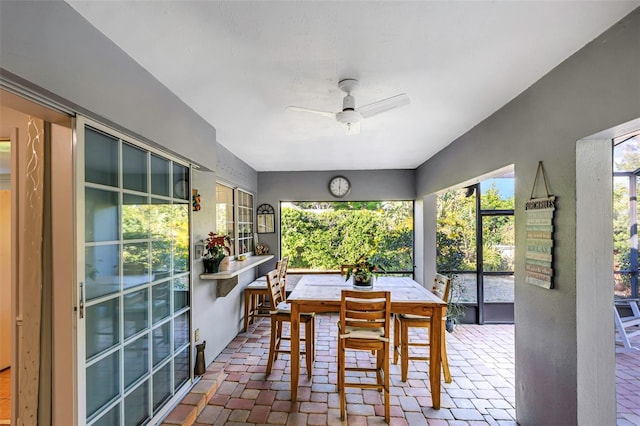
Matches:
[165,313,640,425]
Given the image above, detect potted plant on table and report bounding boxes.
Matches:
[202,232,231,274]
[344,254,385,287]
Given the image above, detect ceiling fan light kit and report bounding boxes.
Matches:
[287,78,409,135]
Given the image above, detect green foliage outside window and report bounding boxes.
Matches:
[281,201,413,272]
[437,183,514,273]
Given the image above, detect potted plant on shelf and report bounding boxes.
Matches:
[446,274,467,332]
[202,232,231,274]
[344,254,385,287]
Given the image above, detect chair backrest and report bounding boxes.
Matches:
[340,264,354,276]
[277,257,289,298]
[266,269,284,309]
[340,290,391,339]
[432,273,452,303]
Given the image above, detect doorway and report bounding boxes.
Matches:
[0,88,74,425]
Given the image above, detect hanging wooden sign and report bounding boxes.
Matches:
[525,162,556,289]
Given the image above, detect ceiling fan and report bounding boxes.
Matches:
[287,79,410,135]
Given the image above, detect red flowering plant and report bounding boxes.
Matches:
[203,232,231,261]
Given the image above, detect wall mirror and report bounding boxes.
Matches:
[257,203,275,233]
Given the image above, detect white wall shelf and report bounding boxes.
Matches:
[199,254,273,280]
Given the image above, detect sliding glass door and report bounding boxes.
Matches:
[77,117,192,425]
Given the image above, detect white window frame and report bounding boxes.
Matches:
[216,182,254,257]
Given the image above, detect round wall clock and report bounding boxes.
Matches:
[329,176,351,198]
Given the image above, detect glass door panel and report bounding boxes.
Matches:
[78,118,192,425]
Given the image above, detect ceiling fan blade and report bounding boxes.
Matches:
[344,121,361,135]
[358,93,410,119]
[286,106,336,119]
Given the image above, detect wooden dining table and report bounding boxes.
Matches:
[287,274,448,409]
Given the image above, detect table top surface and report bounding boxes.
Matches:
[288,274,446,305]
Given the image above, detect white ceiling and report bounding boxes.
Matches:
[67,1,639,172]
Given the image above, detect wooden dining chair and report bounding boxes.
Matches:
[337,289,391,423]
[243,258,289,331]
[265,269,315,378]
[393,273,452,383]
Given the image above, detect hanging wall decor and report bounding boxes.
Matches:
[525,161,556,289]
[192,189,201,211]
[257,203,275,233]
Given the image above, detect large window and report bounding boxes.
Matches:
[216,183,254,256]
[280,201,414,274]
[80,122,191,425]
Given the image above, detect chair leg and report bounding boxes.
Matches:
[305,320,313,379]
[400,319,409,382]
[393,314,400,364]
[266,317,278,375]
[338,339,346,420]
[441,323,452,383]
[243,291,250,332]
[383,341,390,424]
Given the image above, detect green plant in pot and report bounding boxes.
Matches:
[344,254,385,287]
[202,232,231,273]
[446,274,467,332]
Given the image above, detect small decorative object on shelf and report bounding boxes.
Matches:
[202,232,231,274]
[255,242,269,255]
[344,254,384,288]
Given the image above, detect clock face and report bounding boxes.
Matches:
[329,176,351,198]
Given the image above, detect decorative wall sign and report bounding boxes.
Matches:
[525,162,556,289]
[257,203,275,233]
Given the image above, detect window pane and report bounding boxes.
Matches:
[454,272,477,304]
[91,403,120,426]
[172,204,189,273]
[482,216,515,272]
[174,276,189,312]
[85,244,120,300]
[216,184,235,256]
[172,163,189,200]
[123,194,149,240]
[85,127,118,187]
[124,334,149,390]
[174,311,189,351]
[152,322,171,367]
[124,380,150,426]
[151,155,170,197]
[480,177,514,210]
[152,241,171,281]
[122,143,148,192]
[174,348,189,391]
[436,189,476,271]
[153,363,172,412]
[150,198,172,240]
[86,351,120,418]
[123,242,149,289]
[152,282,170,324]
[85,188,119,242]
[484,275,514,303]
[124,288,148,339]
[86,298,120,359]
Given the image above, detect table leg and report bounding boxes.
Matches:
[430,306,442,409]
[290,302,300,401]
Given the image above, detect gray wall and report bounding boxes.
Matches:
[0,0,260,370]
[416,8,640,426]
[0,1,217,171]
[257,169,415,275]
